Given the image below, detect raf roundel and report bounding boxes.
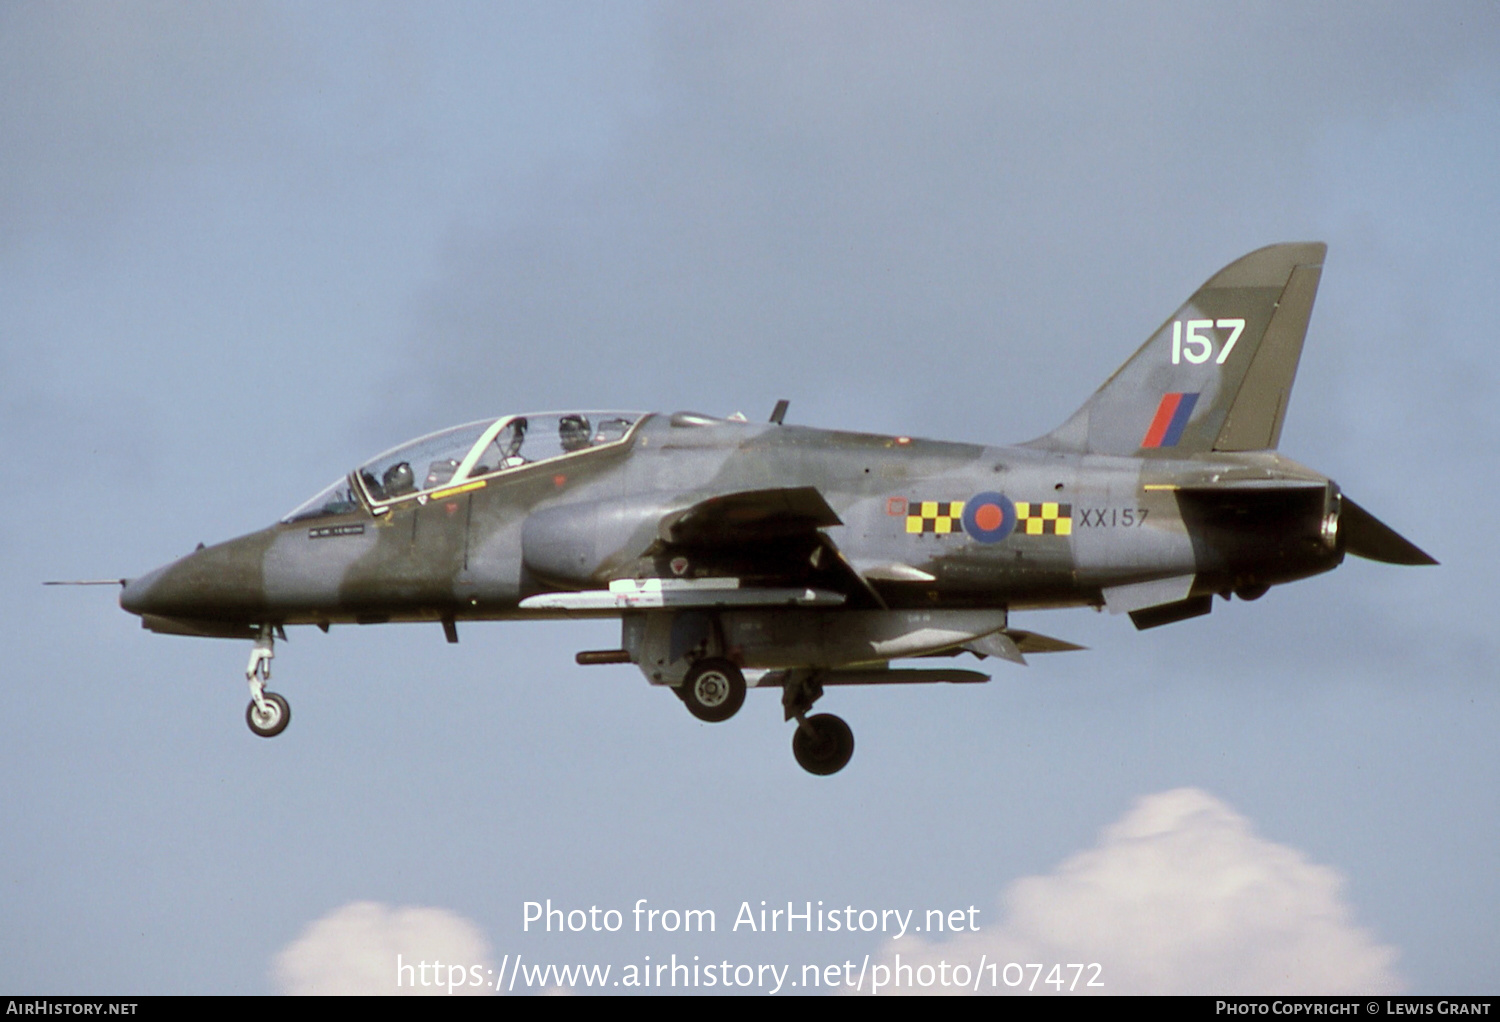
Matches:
[962,492,1017,544]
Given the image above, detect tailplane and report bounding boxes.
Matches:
[1028,242,1326,456]
[1339,495,1438,566]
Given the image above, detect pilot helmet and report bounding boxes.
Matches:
[382,461,415,496]
[425,458,459,489]
[558,414,592,452]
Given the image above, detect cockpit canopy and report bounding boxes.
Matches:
[283,411,645,523]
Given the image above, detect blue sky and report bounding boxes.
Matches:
[3,2,1496,994]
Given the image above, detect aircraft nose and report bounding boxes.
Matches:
[118,530,275,622]
[119,564,170,617]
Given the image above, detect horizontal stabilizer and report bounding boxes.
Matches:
[1341,496,1438,566]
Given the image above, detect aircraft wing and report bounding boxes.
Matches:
[658,486,842,545]
[656,486,887,609]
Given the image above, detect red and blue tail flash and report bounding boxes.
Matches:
[1141,392,1200,449]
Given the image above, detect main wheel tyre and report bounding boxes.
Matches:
[792,713,854,775]
[679,658,746,723]
[246,691,291,738]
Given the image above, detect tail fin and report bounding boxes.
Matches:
[1028,242,1326,456]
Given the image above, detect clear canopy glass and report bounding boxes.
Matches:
[282,411,645,522]
[282,477,362,523]
[357,419,495,502]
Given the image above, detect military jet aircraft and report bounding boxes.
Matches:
[111,242,1433,775]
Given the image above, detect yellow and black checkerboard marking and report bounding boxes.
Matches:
[906,500,965,535]
[1014,501,1073,536]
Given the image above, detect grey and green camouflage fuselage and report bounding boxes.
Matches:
[116,243,1435,773]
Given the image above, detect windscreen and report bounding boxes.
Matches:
[282,478,361,523]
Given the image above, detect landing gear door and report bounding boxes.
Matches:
[625,610,723,685]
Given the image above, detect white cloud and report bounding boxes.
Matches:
[271,901,493,996]
[867,789,1403,995]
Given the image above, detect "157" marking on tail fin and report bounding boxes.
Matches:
[1171,318,1245,365]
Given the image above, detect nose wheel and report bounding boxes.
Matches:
[244,628,291,738]
[247,691,291,737]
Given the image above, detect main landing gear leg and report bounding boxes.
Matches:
[244,628,291,738]
[782,672,854,776]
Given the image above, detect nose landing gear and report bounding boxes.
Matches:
[247,691,291,737]
[245,628,291,738]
